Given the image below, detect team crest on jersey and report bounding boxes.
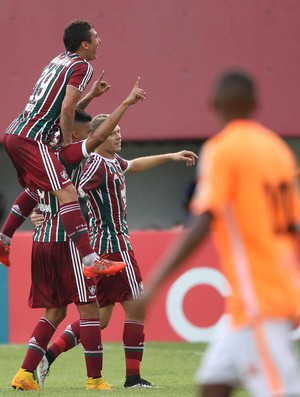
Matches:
[88,285,96,296]
[60,170,69,180]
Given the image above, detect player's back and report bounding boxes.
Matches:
[6,52,92,144]
[201,120,300,326]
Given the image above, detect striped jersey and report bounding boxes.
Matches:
[32,141,88,242]
[79,153,132,253]
[5,52,93,144]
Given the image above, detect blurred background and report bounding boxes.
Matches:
[1,0,300,230]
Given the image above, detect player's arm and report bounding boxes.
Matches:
[128,151,198,173]
[60,86,82,146]
[85,77,146,154]
[142,211,213,305]
[77,70,111,111]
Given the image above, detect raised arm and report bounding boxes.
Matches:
[77,70,111,111]
[128,150,198,173]
[85,77,146,153]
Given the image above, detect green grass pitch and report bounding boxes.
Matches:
[0,342,248,396]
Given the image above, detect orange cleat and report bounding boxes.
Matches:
[0,240,10,268]
[83,255,126,277]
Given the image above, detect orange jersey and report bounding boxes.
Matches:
[191,119,300,327]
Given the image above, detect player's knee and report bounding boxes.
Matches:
[45,307,67,326]
[100,319,109,329]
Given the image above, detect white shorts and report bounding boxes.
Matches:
[195,319,300,397]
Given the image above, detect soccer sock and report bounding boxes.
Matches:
[22,317,56,372]
[2,190,37,241]
[123,321,145,377]
[80,318,103,378]
[59,201,94,261]
[46,320,80,365]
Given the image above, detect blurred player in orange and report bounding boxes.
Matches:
[141,70,300,397]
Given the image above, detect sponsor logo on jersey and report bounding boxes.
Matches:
[37,203,51,213]
[37,190,45,199]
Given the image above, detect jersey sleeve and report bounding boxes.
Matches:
[190,139,234,218]
[68,62,93,92]
[57,141,87,165]
[79,155,104,194]
[115,154,130,172]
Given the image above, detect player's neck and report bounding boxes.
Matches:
[75,48,88,61]
[95,148,115,159]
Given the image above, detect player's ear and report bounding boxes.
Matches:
[82,41,89,50]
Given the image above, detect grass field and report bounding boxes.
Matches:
[0,342,204,396]
[0,342,249,396]
[0,342,251,396]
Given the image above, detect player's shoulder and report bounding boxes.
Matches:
[86,152,102,164]
[114,153,127,163]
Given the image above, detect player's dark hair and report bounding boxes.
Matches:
[63,20,93,52]
[215,70,255,105]
[75,109,92,123]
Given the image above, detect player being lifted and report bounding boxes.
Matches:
[0,20,130,276]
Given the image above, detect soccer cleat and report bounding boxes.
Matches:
[83,255,126,277]
[11,368,40,391]
[124,375,154,388]
[0,240,11,267]
[86,377,112,390]
[36,355,50,388]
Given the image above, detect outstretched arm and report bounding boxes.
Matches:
[85,77,146,154]
[129,150,198,173]
[76,70,111,111]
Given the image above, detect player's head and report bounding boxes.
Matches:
[91,114,110,133]
[92,114,122,155]
[63,20,100,60]
[212,70,257,123]
[73,109,92,142]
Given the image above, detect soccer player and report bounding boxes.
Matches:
[139,70,300,397]
[0,71,110,267]
[36,114,198,389]
[1,20,120,276]
[10,78,146,391]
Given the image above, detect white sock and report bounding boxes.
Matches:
[0,233,11,246]
[82,252,98,267]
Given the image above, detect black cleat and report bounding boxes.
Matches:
[124,375,154,388]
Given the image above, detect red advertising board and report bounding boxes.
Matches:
[8,230,226,343]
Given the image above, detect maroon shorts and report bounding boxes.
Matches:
[29,240,97,308]
[96,250,143,307]
[3,134,72,191]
